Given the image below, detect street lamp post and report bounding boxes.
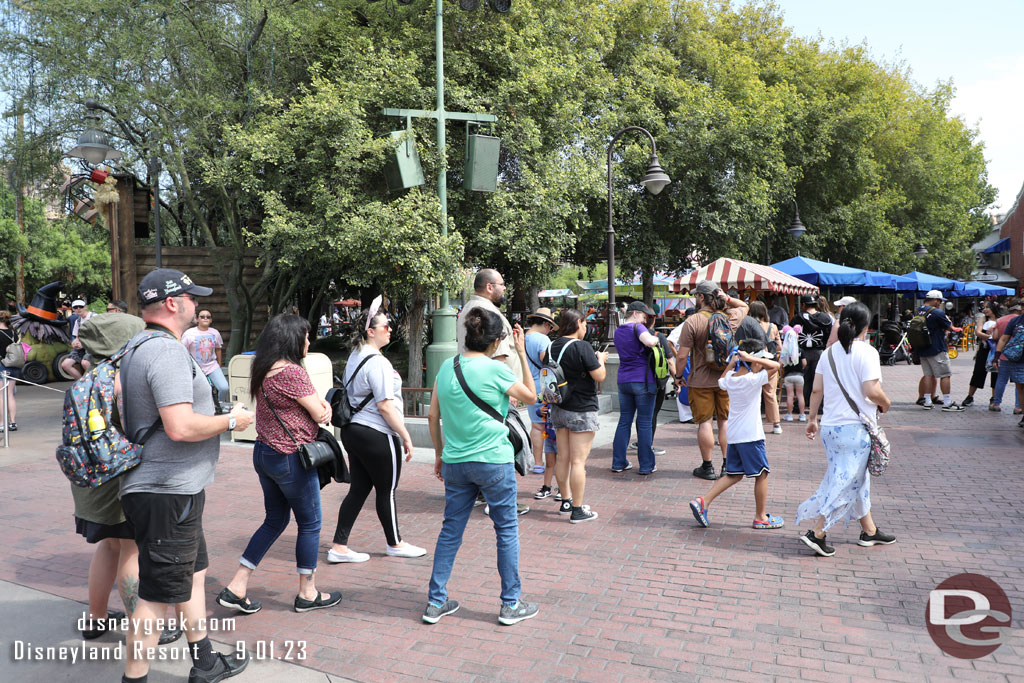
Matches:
[606,126,670,342]
[66,100,165,267]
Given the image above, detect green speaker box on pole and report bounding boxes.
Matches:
[463,133,500,192]
[384,130,425,191]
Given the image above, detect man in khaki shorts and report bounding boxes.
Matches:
[917,289,964,411]
[673,281,748,480]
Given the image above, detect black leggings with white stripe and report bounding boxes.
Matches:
[334,423,403,547]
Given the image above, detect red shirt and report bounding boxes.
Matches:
[256,364,318,454]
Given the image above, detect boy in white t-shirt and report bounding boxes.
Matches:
[689,339,784,530]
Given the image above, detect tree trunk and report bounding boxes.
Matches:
[527,285,540,315]
[407,284,427,388]
[643,271,654,309]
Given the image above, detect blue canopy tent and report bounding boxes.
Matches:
[772,256,893,289]
[899,271,968,296]
[948,281,1014,298]
[871,272,917,291]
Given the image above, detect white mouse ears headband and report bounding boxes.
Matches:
[365,295,384,332]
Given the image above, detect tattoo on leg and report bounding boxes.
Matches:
[119,575,139,615]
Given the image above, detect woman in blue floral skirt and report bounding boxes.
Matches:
[797,302,895,557]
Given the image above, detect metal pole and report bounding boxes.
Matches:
[150,157,162,267]
[2,372,9,449]
[423,0,458,387]
[606,144,616,342]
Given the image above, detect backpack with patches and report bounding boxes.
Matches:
[56,332,167,488]
[906,306,934,352]
[539,338,578,405]
[702,310,736,370]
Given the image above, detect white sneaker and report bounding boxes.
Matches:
[798,414,807,423]
[771,425,783,435]
[782,414,793,422]
[327,549,370,564]
[386,543,427,558]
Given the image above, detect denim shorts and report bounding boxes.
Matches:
[549,406,599,433]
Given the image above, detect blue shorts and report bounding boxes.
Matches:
[724,440,770,478]
[530,404,557,454]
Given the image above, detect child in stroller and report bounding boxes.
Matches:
[879,320,912,365]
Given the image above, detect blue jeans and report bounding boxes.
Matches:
[992,361,1022,408]
[241,441,322,574]
[207,366,229,402]
[428,461,521,606]
[613,382,657,473]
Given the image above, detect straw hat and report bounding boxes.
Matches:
[526,307,556,326]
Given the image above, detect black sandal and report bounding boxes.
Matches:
[294,591,342,613]
[216,587,262,615]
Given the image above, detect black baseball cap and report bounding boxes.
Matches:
[627,301,655,315]
[137,268,213,306]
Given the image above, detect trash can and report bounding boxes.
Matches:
[228,352,335,443]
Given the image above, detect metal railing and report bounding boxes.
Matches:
[403,387,433,417]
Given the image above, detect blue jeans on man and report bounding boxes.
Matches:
[613,381,657,473]
[240,441,322,574]
[428,461,521,606]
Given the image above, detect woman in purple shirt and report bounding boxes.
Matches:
[611,301,661,474]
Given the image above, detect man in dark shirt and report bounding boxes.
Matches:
[766,295,789,330]
[916,290,964,411]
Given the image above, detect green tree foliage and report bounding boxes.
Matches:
[0,177,110,302]
[2,0,995,360]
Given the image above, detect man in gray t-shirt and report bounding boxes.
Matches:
[118,268,254,683]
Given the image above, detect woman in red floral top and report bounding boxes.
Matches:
[216,314,343,614]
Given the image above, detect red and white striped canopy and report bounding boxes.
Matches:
[672,258,818,295]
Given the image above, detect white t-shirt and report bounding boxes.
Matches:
[815,341,882,426]
[717,368,768,444]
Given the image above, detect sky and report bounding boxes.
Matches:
[775,0,1024,216]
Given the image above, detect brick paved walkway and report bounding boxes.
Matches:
[1,354,1021,681]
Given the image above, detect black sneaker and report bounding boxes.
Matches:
[569,505,598,523]
[610,463,633,473]
[915,397,926,406]
[498,600,539,625]
[553,489,563,501]
[857,528,896,546]
[7,422,15,432]
[294,591,343,613]
[533,485,552,499]
[422,599,460,624]
[799,530,836,557]
[941,402,965,412]
[637,467,658,475]
[187,650,249,683]
[216,587,262,615]
[961,396,974,407]
[693,463,718,480]
[1018,418,1024,429]
[558,500,573,515]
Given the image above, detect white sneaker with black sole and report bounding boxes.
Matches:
[941,402,965,412]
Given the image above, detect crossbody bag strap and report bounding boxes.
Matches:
[345,355,376,413]
[826,346,867,422]
[453,356,505,424]
[261,384,301,449]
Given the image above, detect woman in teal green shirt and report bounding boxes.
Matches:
[424,307,539,626]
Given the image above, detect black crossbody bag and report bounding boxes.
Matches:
[261,386,343,471]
